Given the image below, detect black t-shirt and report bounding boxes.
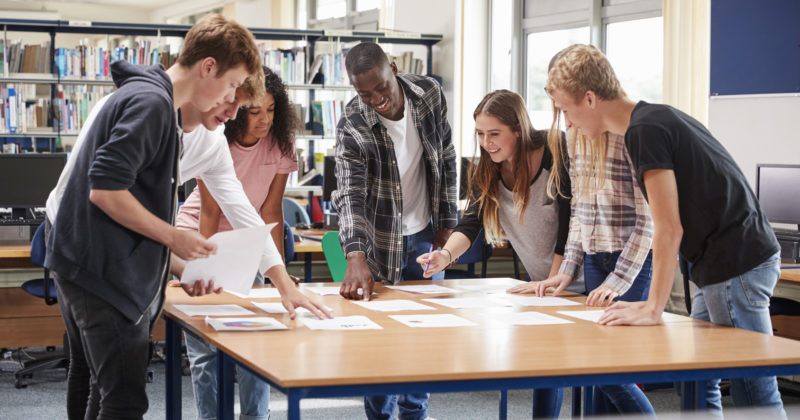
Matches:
[624,101,778,287]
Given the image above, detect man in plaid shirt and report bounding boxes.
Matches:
[331,42,457,420]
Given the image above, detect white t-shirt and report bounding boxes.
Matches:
[377,95,430,235]
[45,94,284,274]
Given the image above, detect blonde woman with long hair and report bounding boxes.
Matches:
[418,89,570,418]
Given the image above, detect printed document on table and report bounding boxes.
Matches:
[389,314,477,328]
[495,294,581,307]
[421,297,513,309]
[251,301,333,315]
[386,285,459,294]
[173,304,255,317]
[302,286,374,296]
[491,311,574,326]
[227,287,282,299]
[454,278,527,293]
[301,315,383,330]
[181,224,274,296]
[352,299,436,312]
[558,310,689,323]
[205,316,288,331]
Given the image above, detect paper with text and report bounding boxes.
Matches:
[352,299,436,312]
[422,297,513,309]
[495,295,581,307]
[389,314,477,328]
[173,304,255,317]
[386,285,459,294]
[181,224,274,295]
[301,315,383,330]
[205,316,288,331]
[251,301,333,315]
[491,311,574,326]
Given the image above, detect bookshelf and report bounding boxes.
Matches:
[0,18,442,182]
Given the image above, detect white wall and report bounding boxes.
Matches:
[708,94,800,189]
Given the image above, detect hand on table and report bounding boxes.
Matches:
[339,253,374,301]
[586,284,620,307]
[598,301,662,326]
[281,287,333,320]
[507,273,572,296]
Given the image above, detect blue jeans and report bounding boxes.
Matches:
[584,251,655,415]
[690,252,786,417]
[185,272,270,420]
[364,224,441,420]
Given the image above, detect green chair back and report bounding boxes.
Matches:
[321,231,347,282]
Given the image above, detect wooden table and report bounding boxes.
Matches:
[780,266,800,283]
[0,244,34,268]
[162,278,800,420]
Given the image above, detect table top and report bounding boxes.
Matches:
[780,267,800,283]
[163,278,800,389]
[0,245,29,259]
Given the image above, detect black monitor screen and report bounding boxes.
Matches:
[323,155,336,202]
[756,164,800,225]
[0,153,67,208]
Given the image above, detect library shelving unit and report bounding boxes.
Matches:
[0,18,442,185]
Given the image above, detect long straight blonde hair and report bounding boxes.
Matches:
[467,90,545,246]
[544,44,625,199]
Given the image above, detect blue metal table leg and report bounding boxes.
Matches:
[582,386,594,416]
[499,389,508,420]
[165,317,182,420]
[571,386,582,417]
[288,389,302,420]
[305,252,312,282]
[696,381,706,410]
[217,350,235,420]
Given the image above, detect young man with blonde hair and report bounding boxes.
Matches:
[45,13,264,419]
[545,44,784,416]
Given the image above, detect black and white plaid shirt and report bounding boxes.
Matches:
[332,74,458,284]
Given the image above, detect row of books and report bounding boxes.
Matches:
[310,100,345,138]
[55,43,177,79]
[1,84,113,134]
[389,51,425,75]
[1,41,53,75]
[259,45,307,85]
[307,51,349,86]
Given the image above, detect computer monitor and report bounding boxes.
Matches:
[755,164,800,228]
[0,153,67,218]
[323,155,336,202]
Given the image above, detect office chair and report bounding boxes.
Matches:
[321,231,347,282]
[15,222,69,388]
[445,230,493,279]
[282,197,311,227]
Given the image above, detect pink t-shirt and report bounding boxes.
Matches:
[176,132,298,232]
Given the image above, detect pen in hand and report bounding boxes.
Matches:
[423,244,434,273]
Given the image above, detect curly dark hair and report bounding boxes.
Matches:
[224,66,299,159]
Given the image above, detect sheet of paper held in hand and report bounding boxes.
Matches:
[181,224,274,296]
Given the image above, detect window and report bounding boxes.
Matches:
[489,0,514,90]
[316,0,347,20]
[526,27,589,130]
[356,0,380,12]
[605,16,663,103]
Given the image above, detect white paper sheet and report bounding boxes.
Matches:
[456,285,513,294]
[389,314,477,328]
[421,297,513,309]
[251,301,333,315]
[205,316,288,331]
[181,224,274,296]
[491,311,574,326]
[227,287,282,299]
[301,315,383,330]
[385,285,459,294]
[302,286,343,296]
[556,310,691,323]
[352,299,436,312]
[173,304,255,317]
[494,295,581,307]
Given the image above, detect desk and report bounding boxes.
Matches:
[162,278,800,420]
[780,267,800,284]
[292,228,326,282]
[0,244,34,269]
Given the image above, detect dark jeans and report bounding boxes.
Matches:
[583,251,655,416]
[55,276,154,420]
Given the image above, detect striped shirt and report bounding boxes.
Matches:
[559,133,653,294]
[332,74,458,284]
